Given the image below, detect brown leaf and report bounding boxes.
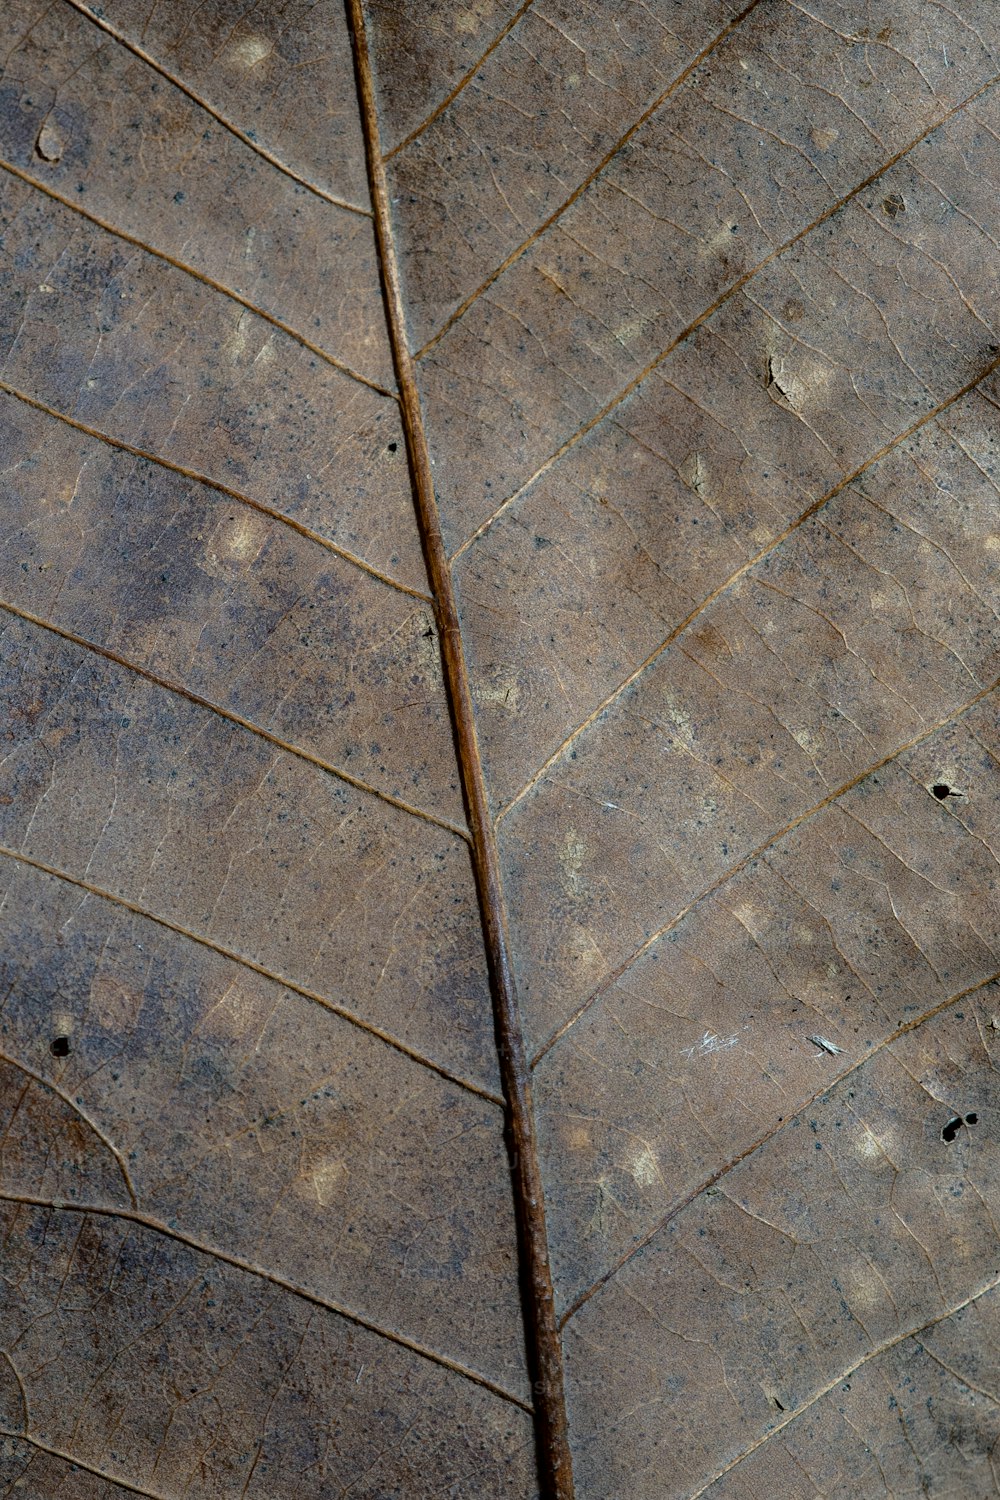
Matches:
[0,1,998,1496]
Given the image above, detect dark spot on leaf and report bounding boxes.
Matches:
[882,192,905,218]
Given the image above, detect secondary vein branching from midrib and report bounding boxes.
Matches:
[497,348,1000,828]
[559,966,1000,1332]
[61,0,369,217]
[0,844,501,1105]
[531,676,1000,1070]
[410,0,770,361]
[0,157,391,397]
[448,69,1000,572]
[0,380,427,601]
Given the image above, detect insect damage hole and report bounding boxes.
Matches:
[940,1113,980,1142]
[50,1035,71,1058]
[930,782,963,801]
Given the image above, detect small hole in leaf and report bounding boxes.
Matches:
[50,1035,71,1058]
[966,1113,978,1125]
[387,442,398,453]
[941,1116,963,1143]
[931,783,952,800]
[772,1396,785,1411]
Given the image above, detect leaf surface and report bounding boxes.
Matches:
[1,1,999,1497]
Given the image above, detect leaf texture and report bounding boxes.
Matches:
[1,1,999,1497]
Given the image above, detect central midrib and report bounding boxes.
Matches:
[344,5,575,1498]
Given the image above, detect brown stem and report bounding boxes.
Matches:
[343,4,575,1494]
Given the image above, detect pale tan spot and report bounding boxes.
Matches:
[50,1009,75,1042]
[614,315,652,346]
[660,690,693,743]
[680,451,709,497]
[767,352,833,411]
[36,119,64,162]
[565,922,603,969]
[229,34,273,68]
[626,1142,661,1189]
[559,828,586,895]
[199,981,264,1041]
[311,1158,348,1207]
[89,975,141,1032]
[732,901,765,939]
[792,725,823,754]
[202,512,267,578]
[476,668,521,713]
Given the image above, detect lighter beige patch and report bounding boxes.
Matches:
[311,1158,348,1207]
[199,981,264,1041]
[680,451,709,497]
[565,922,603,969]
[476,668,520,713]
[767,353,832,411]
[660,690,694,744]
[626,1142,661,1189]
[731,901,765,940]
[560,829,586,895]
[89,975,141,1032]
[229,34,272,68]
[792,726,823,754]
[202,512,267,577]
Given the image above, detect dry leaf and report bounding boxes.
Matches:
[0,1,999,1497]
